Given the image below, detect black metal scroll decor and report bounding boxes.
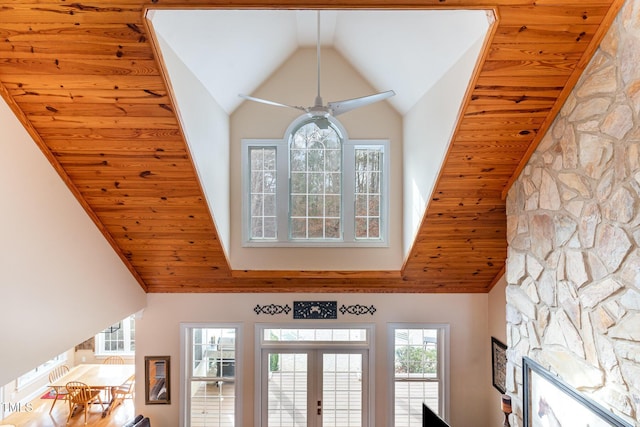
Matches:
[294,301,337,319]
[340,304,376,316]
[254,304,291,316]
[254,302,376,317]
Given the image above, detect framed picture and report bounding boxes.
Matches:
[491,336,507,393]
[145,355,170,404]
[522,356,632,427]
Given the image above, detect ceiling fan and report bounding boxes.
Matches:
[239,11,395,118]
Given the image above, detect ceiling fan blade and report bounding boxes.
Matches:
[328,90,396,116]
[239,94,307,113]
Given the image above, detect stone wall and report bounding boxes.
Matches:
[505,0,640,425]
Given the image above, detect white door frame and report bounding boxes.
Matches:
[254,324,375,427]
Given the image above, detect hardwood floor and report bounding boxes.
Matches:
[2,394,135,427]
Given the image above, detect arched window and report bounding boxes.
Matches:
[289,118,343,240]
[242,115,388,246]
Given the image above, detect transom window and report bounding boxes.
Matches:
[243,115,388,247]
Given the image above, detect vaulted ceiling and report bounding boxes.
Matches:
[0,0,624,293]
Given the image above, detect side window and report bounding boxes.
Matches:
[354,146,383,239]
[183,324,240,426]
[95,315,135,355]
[249,146,277,240]
[390,324,449,425]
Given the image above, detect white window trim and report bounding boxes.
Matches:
[254,323,376,427]
[180,322,243,427]
[241,136,390,248]
[388,323,450,426]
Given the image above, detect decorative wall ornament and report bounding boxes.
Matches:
[254,302,376,318]
[491,336,507,394]
[254,304,291,316]
[293,301,337,319]
[340,304,376,316]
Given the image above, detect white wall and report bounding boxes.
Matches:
[155,33,232,256]
[487,275,508,426]
[0,95,146,386]
[135,292,490,427]
[230,48,404,270]
[402,36,486,257]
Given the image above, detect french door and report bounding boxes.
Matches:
[261,349,368,427]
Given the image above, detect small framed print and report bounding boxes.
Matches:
[491,337,507,394]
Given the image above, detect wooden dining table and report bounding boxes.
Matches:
[49,363,135,417]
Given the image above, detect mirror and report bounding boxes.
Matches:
[145,355,170,404]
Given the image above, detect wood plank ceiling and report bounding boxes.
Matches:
[0,0,623,293]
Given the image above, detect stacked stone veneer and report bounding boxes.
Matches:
[505,0,640,425]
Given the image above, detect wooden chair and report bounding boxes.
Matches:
[103,355,125,364]
[109,375,135,414]
[47,364,69,414]
[65,381,104,425]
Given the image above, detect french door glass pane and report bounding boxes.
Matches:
[268,353,307,427]
[322,353,362,427]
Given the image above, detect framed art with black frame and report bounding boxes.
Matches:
[522,356,632,427]
[491,336,507,393]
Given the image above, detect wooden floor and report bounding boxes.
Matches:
[1,394,135,427]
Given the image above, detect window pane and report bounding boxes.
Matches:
[291,218,307,238]
[326,149,341,171]
[192,328,236,378]
[189,327,237,427]
[325,219,340,238]
[264,194,276,216]
[289,120,342,241]
[308,195,323,217]
[325,195,340,218]
[307,218,324,238]
[290,195,307,217]
[263,328,367,342]
[309,173,324,193]
[308,150,324,171]
[290,149,306,169]
[249,147,277,240]
[263,217,277,239]
[354,147,383,240]
[395,382,438,427]
[323,353,362,427]
[291,172,306,194]
[368,218,379,238]
[355,195,368,216]
[326,173,341,194]
[190,380,235,427]
[394,328,440,425]
[268,353,308,427]
[251,218,264,238]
